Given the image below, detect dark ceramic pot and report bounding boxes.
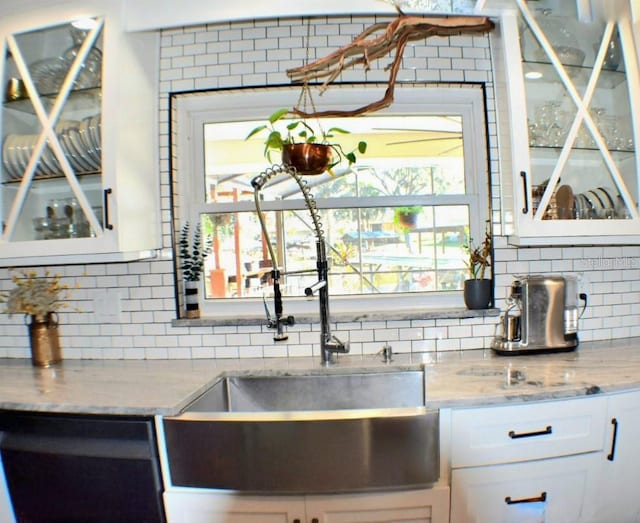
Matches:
[396,210,419,230]
[282,143,332,175]
[463,278,492,309]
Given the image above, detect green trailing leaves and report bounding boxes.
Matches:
[245,107,367,169]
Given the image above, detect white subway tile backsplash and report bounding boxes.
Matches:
[460,336,484,350]
[400,328,425,341]
[448,325,473,339]
[362,341,383,355]
[374,328,400,342]
[206,41,231,54]
[264,345,288,358]
[464,70,490,82]
[239,345,267,358]
[0,15,631,362]
[436,337,461,351]
[428,57,452,70]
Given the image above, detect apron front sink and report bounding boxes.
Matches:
[162,369,439,494]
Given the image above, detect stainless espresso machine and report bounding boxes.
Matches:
[492,275,585,354]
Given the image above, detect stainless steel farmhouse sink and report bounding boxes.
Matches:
[162,369,440,494]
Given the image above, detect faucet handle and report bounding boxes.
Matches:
[379,343,393,363]
[326,336,349,354]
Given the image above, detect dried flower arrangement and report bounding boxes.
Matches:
[179,222,212,282]
[464,224,492,280]
[0,270,75,320]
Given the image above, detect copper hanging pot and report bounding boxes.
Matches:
[282,143,333,175]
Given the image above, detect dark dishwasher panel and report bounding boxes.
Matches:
[0,411,166,523]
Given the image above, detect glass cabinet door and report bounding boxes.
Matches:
[516,0,638,225]
[1,17,104,243]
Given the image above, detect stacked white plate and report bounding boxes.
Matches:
[575,187,616,219]
[2,113,101,180]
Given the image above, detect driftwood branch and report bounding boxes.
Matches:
[288,15,495,118]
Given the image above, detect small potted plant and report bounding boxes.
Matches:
[245,107,367,175]
[0,269,77,366]
[394,206,423,231]
[463,224,492,309]
[179,222,212,318]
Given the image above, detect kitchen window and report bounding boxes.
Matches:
[173,84,490,318]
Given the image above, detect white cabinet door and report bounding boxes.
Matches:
[164,487,450,523]
[494,0,640,245]
[0,0,160,265]
[164,491,306,523]
[306,487,450,523]
[450,453,601,523]
[591,390,640,523]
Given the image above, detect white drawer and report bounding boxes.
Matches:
[451,396,607,468]
[450,453,601,523]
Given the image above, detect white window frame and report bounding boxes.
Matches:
[174,84,490,319]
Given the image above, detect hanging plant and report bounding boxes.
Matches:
[245,107,367,175]
[394,206,423,231]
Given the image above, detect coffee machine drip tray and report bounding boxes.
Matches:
[492,335,578,355]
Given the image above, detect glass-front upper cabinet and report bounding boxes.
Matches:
[2,18,104,244]
[0,3,160,265]
[495,0,640,245]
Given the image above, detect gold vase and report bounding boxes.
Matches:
[28,313,62,367]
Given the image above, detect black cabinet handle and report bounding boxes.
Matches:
[508,425,552,439]
[293,520,301,523]
[505,491,547,505]
[521,171,529,214]
[103,188,114,230]
[312,519,319,523]
[607,417,619,461]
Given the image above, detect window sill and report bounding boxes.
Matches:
[172,307,500,327]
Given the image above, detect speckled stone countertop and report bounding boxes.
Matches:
[1,337,639,416]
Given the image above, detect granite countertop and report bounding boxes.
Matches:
[1,338,639,416]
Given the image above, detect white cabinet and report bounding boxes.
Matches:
[449,397,607,523]
[494,0,640,245]
[592,390,640,522]
[164,487,450,523]
[0,0,160,265]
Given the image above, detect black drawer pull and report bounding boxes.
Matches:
[505,491,547,505]
[312,519,319,523]
[508,425,552,439]
[607,417,619,461]
[293,520,301,523]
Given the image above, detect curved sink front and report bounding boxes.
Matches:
[162,370,439,494]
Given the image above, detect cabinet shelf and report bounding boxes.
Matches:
[523,60,627,89]
[529,144,635,156]
[3,85,101,114]
[2,170,101,186]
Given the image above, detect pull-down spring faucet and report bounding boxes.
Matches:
[252,164,349,364]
